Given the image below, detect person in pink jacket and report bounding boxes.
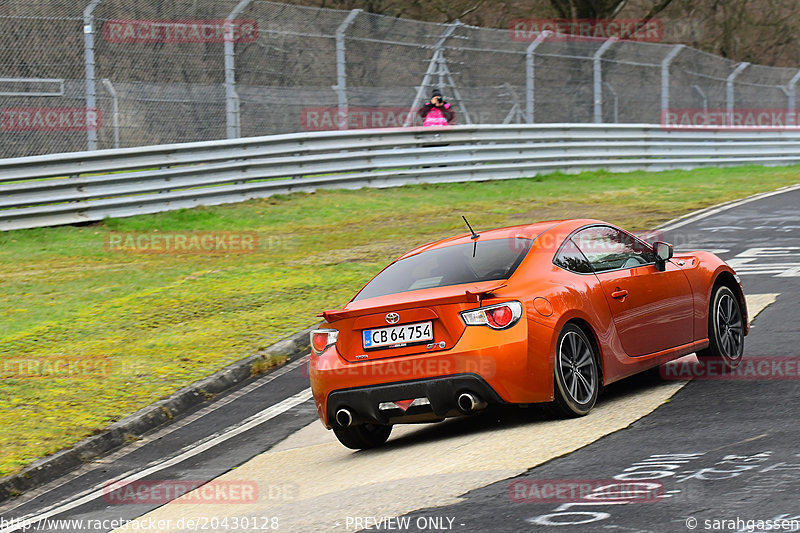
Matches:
[418,89,455,127]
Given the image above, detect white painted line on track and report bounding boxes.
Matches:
[0,387,313,533]
[0,355,312,515]
[657,183,800,233]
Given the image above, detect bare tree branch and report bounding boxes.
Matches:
[548,0,572,19]
[641,0,674,23]
[608,0,630,19]
[457,0,487,21]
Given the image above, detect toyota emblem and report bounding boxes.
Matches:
[385,312,400,324]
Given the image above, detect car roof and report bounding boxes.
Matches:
[396,219,607,260]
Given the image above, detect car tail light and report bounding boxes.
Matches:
[487,305,513,328]
[460,301,523,330]
[311,329,338,355]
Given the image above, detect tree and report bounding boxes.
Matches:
[281,0,800,66]
[547,0,675,21]
[285,1,679,26]
[667,0,800,67]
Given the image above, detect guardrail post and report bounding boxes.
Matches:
[661,44,684,120]
[334,9,362,130]
[225,0,255,139]
[102,79,119,149]
[593,37,617,123]
[83,0,102,151]
[525,31,551,123]
[726,62,749,122]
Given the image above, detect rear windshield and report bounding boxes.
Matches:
[353,238,532,301]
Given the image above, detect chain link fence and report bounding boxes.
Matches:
[2,0,799,158]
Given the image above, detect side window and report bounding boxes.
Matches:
[554,238,593,273]
[571,226,656,273]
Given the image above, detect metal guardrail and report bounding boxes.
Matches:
[2,124,800,231]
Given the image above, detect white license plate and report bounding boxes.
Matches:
[363,321,433,350]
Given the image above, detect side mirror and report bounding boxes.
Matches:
[653,241,673,270]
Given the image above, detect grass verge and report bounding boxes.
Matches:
[1,164,798,477]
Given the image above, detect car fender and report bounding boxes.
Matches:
[677,251,749,341]
[526,277,619,388]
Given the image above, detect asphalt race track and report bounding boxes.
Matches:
[0,185,798,533]
[392,186,800,533]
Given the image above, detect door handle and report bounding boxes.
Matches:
[611,289,628,299]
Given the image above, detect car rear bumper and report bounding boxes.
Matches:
[326,373,504,427]
[309,319,557,427]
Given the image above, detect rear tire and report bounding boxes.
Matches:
[333,423,392,450]
[551,324,600,417]
[697,285,744,369]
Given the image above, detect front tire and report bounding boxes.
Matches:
[551,324,600,417]
[333,423,392,450]
[697,285,744,369]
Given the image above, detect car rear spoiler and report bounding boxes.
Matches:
[319,283,508,322]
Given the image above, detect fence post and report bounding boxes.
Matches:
[525,31,551,124]
[225,0,255,139]
[101,79,119,149]
[726,62,749,121]
[604,82,618,123]
[788,70,800,116]
[335,9,362,130]
[661,44,684,122]
[83,0,103,151]
[692,85,708,125]
[593,37,617,123]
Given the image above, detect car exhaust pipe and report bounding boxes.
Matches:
[457,392,487,413]
[335,408,354,427]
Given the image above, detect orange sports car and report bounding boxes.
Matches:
[309,218,747,449]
